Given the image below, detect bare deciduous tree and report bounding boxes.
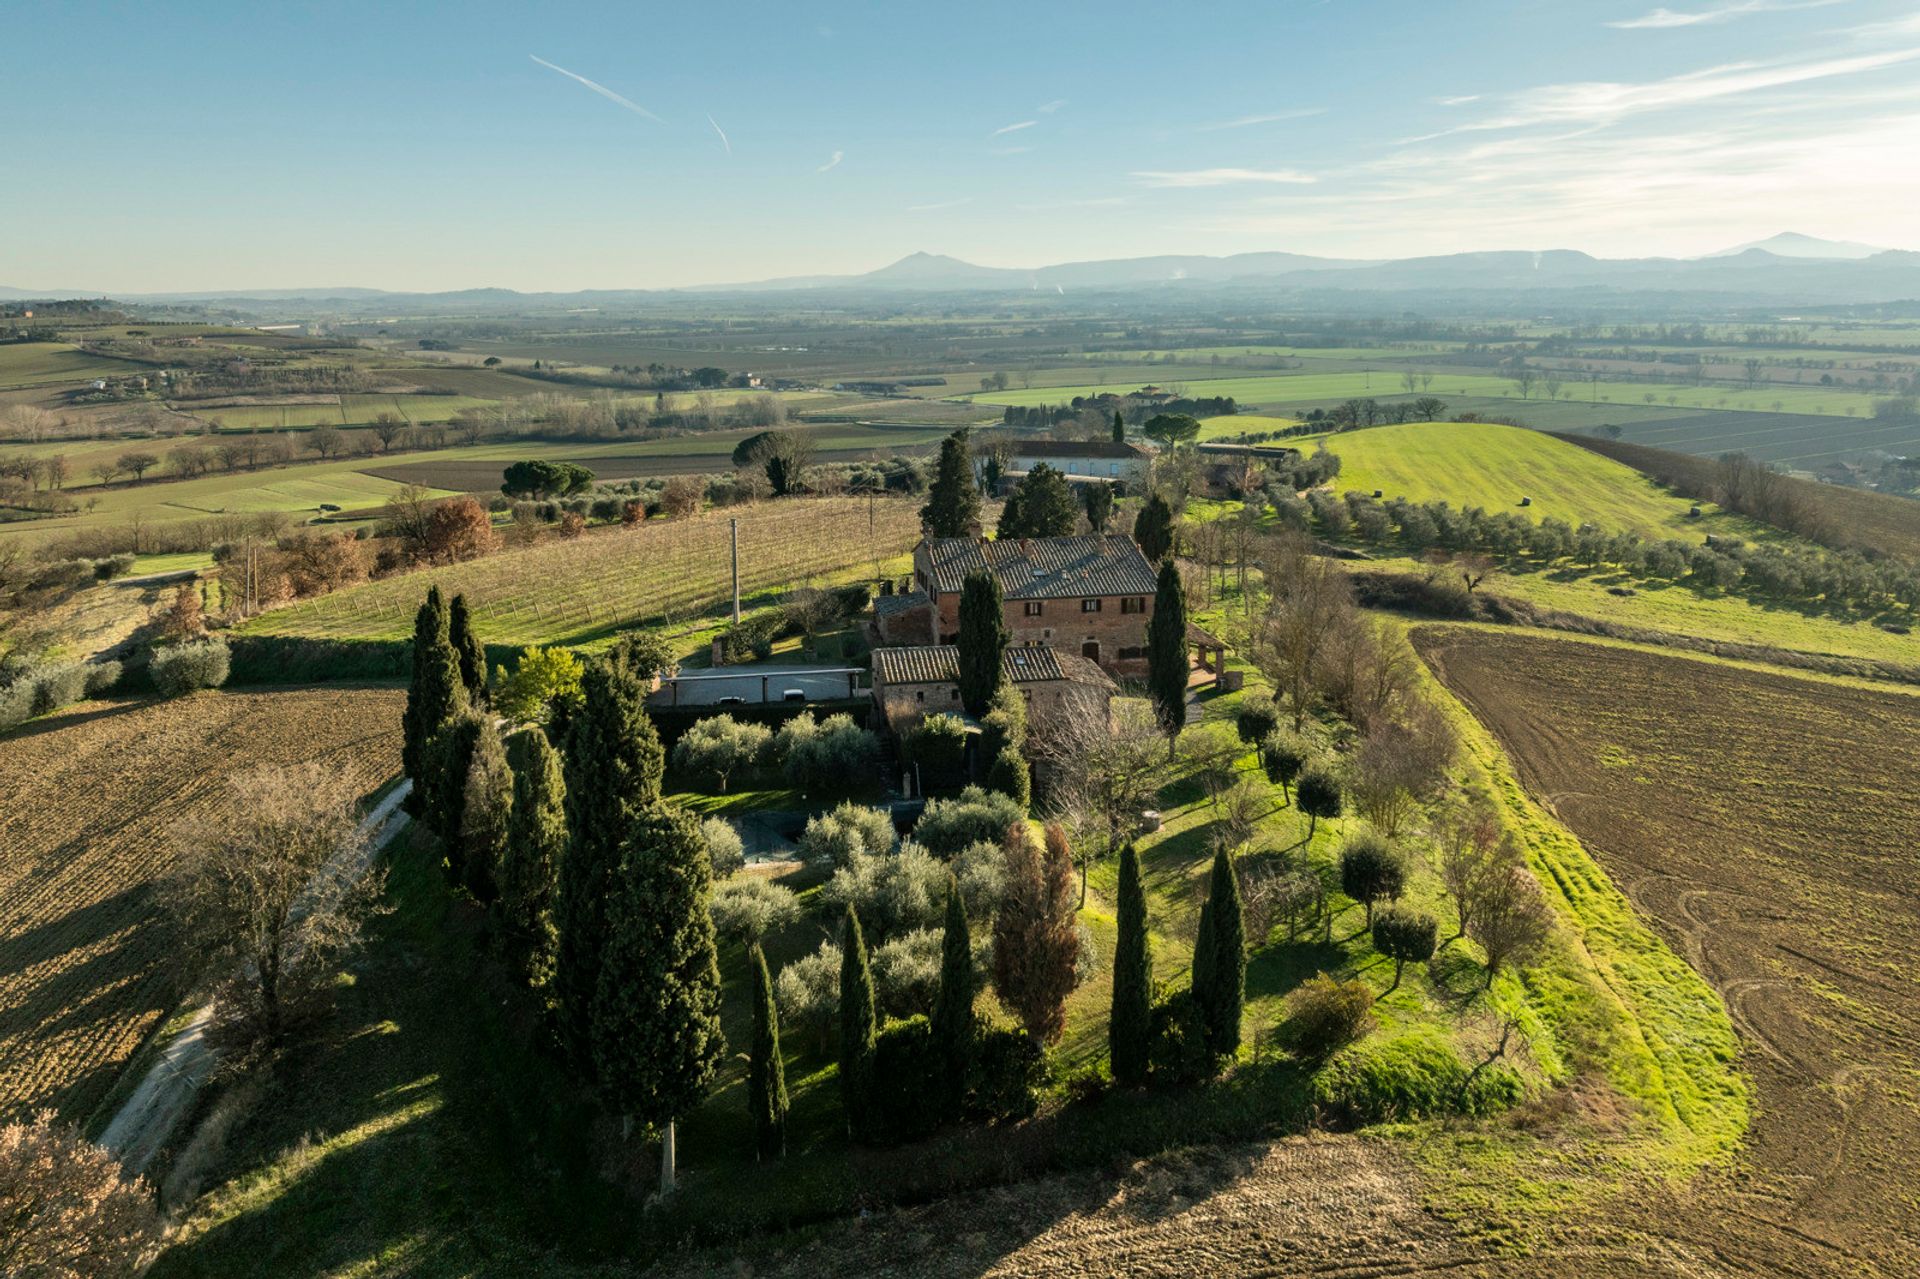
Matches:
[1249,533,1355,731]
[1033,696,1161,906]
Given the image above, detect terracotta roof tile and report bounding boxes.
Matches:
[923,534,1157,600]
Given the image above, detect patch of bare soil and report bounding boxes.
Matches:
[1417,629,1920,1278]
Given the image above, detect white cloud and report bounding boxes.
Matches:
[1436,94,1481,106]
[1131,167,1317,188]
[1194,108,1326,131]
[1609,0,1846,29]
[706,114,730,155]
[992,119,1037,136]
[528,55,661,122]
[908,197,973,212]
[817,150,844,173]
[1037,99,1068,114]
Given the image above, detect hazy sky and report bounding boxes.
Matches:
[6,0,1919,292]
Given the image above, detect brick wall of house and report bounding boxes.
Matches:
[926,593,1152,678]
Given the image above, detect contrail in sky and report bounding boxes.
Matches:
[707,114,731,154]
[529,55,661,122]
[992,119,1037,136]
[818,150,844,172]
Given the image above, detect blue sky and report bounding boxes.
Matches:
[6,0,1919,291]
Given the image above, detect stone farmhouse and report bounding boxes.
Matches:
[869,643,1114,734]
[999,439,1152,492]
[882,533,1161,678]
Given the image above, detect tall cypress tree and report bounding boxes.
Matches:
[402,587,465,813]
[1111,409,1125,444]
[556,660,665,1065]
[448,592,488,707]
[1147,558,1189,759]
[1109,843,1153,1087]
[460,716,513,905]
[920,430,981,536]
[588,802,724,1195]
[930,876,975,1118]
[1081,480,1114,534]
[1189,846,1245,1063]
[957,569,1008,717]
[838,905,877,1141]
[500,725,566,986]
[1133,492,1174,563]
[747,943,788,1160]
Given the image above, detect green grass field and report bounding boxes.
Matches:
[1320,421,1764,541]
[190,395,501,431]
[0,342,146,389]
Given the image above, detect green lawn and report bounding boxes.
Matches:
[1319,421,1764,542]
[0,341,146,388]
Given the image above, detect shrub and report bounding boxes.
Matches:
[1235,696,1279,745]
[821,843,948,941]
[0,1111,164,1275]
[868,1015,942,1144]
[1312,1028,1523,1123]
[966,1021,1045,1123]
[1147,990,1213,1087]
[1338,832,1406,926]
[150,638,230,697]
[1295,762,1344,838]
[984,744,1031,809]
[29,664,84,716]
[82,660,122,697]
[494,646,583,725]
[951,838,1007,917]
[672,714,773,793]
[710,878,800,943]
[1259,729,1311,803]
[702,816,746,879]
[1371,906,1438,993]
[905,713,969,792]
[773,940,840,1051]
[913,785,1025,856]
[1282,973,1375,1060]
[872,927,951,1020]
[776,712,879,793]
[796,801,896,867]
[0,680,34,732]
[980,680,1028,760]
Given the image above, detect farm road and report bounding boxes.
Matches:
[98,781,413,1174]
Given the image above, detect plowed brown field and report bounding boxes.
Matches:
[0,686,403,1123]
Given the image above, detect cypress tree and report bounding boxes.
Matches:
[556,660,665,1065]
[920,430,981,536]
[1111,409,1125,444]
[1189,847,1245,1063]
[402,587,465,813]
[1133,492,1174,563]
[747,943,788,1160]
[500,726,566,985]
[930,876,975,1118]
[588,802,724,1195]
[838,905,877,1141]
[997,463,1077,538]
[1109,843,1153,1087]
[1147,558,1189,759]
[460,716,513,905]
[957,569,1008,717]
[422,710,483,858]
[448,592,488,707]
[1081,480,1114,534]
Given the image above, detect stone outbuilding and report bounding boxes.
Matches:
[870,643,1115,734]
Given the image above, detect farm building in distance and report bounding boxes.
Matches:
[892,533,1160,677]
[869,643,1114,734]
[998,439,1151,491]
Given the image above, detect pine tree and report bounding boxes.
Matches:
[957,569,1008,717]
[930,876,975,1118]
[402,587,465,813]
[556,660,665,1065]
[1133,492,1174,562]
[1189,846,1245,1063]
[997,463,1077,538]
[920,430,981,536]
[1111,409,1125,444]
[838,905,878,1141]
[1109,843,1153,1087]
[448,592,488,707]
[460,717,513,905]
[500,725,566,985]
[589,802,724,1195]
[1081,480,1114,534]
[1147,558,1189,759]
[747,943,788,1160]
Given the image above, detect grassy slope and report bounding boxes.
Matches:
[0,342,146,388]
[1321,421,1764,542]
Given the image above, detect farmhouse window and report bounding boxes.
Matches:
[1117,645,1147,660]
[1024,601,1044,616]
[1081,598,1102,613]
[1120,597,1145,614]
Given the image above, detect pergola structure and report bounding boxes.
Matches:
[1186,620,1229,682]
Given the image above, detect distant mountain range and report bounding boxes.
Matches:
[5,233,1915,310]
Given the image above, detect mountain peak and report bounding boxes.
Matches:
[1706,232,1888,260]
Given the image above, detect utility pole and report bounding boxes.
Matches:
[730,517,741,623]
